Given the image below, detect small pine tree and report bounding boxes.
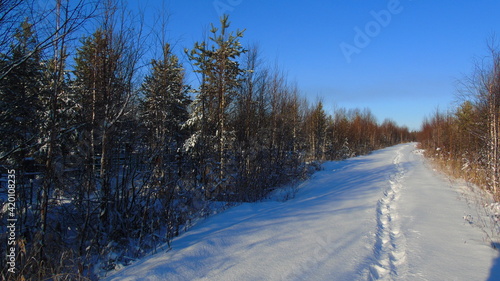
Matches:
[185,14,246,200]
[141,43,190,164]
[140,43,191,242]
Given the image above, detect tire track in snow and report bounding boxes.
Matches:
[369,146,408,280]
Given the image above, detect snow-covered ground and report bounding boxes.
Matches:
[104,143,500,280]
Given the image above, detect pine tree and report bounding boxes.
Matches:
[0,20,44,164]
[0,22,47,263]
[142,44,190,172]
[140,43,190,242]
[185,15,246,200]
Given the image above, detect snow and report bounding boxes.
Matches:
[104,143,499,281]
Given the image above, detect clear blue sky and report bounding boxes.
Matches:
[135,0,500,131]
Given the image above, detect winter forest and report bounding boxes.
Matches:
[417,45,500,202]
[1,0,499,280]
[0,1,415,279]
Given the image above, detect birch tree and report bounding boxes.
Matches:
[475,46,500,197]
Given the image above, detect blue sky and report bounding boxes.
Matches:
[135,0,500,131]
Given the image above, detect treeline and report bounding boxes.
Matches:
[0,1,412,279]
[418,45,500,200]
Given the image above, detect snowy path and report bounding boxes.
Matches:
[370,145,407,279]
[105,143,499,281]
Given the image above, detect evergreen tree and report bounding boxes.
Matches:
[0,20,44,164]
[140,43,190,242]
[0,22,49,264]
[185,15,246,200]
[142,44,190,172]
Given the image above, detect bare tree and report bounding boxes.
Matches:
[474,43,500,197]
[0,0,97,80]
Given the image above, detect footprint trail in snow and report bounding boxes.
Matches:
[370,146,408,280]
[105,144,497,281]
